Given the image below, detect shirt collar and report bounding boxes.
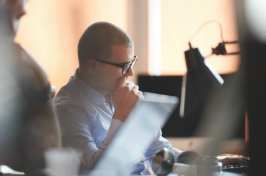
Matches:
[73,68,106,106]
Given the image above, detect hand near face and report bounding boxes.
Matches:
[110,76,142,122]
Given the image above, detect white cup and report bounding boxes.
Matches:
[45,148,82,176]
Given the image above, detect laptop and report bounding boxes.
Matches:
[88,92,179,176]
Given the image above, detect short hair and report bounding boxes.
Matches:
[78,22,133,65]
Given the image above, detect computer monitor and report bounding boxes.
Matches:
[138,74,245,138]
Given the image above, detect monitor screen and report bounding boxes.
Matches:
[138,74,245,138]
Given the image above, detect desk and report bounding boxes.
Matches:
[166,137,246,154]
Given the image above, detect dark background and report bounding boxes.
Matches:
[138,73,245,138]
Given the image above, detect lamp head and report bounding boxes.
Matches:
[180,44,224,117]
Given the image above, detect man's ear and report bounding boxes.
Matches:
[86,59,98,75]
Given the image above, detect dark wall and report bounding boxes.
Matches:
[138,74,245,138]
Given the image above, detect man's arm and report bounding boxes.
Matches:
[55,105,124,170]
[82,119,123,168]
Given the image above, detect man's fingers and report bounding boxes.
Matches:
[137,91,143,98]
[126,81,136,89]
[132,85,139,93]
[117,76,127,88]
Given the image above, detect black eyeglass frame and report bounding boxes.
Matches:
[95,55,138,75]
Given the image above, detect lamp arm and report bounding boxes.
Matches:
[223,40,239,44]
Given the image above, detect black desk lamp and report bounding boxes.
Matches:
[180,43,224,117]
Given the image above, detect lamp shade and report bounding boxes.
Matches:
[180,47,224,117]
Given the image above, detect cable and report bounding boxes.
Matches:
[188,19,224,44]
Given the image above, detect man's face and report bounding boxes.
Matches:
[1,0,27,35]
[97,45,135,91]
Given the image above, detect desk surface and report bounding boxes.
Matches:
[166,137,246,154]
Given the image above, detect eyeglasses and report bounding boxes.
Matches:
[95,55,138,75]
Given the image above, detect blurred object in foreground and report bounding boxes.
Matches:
[0,165,24,175]
[0,4,61,174]
[244,0,266,43]
[45,148,82,176]
[0,6,28,172]
[234,0,266,175]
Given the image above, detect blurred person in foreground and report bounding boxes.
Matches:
[0,0,61,175]
[54,22,182,175]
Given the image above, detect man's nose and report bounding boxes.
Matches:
[124,67,134,78]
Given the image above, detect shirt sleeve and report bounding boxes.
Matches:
[89,119,122,165]
[55,104,123,170]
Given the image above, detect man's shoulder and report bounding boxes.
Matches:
[54,81,76,105]
[54,80,97,115]
[54,86,75,106]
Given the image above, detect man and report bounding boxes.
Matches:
[54,22,182,174]
[0,0,61,174]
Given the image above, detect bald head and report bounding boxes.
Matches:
[78,22,133,66]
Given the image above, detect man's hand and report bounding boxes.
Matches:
[109,77,142,122]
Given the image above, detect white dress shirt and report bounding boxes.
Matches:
[54,69,182,173]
